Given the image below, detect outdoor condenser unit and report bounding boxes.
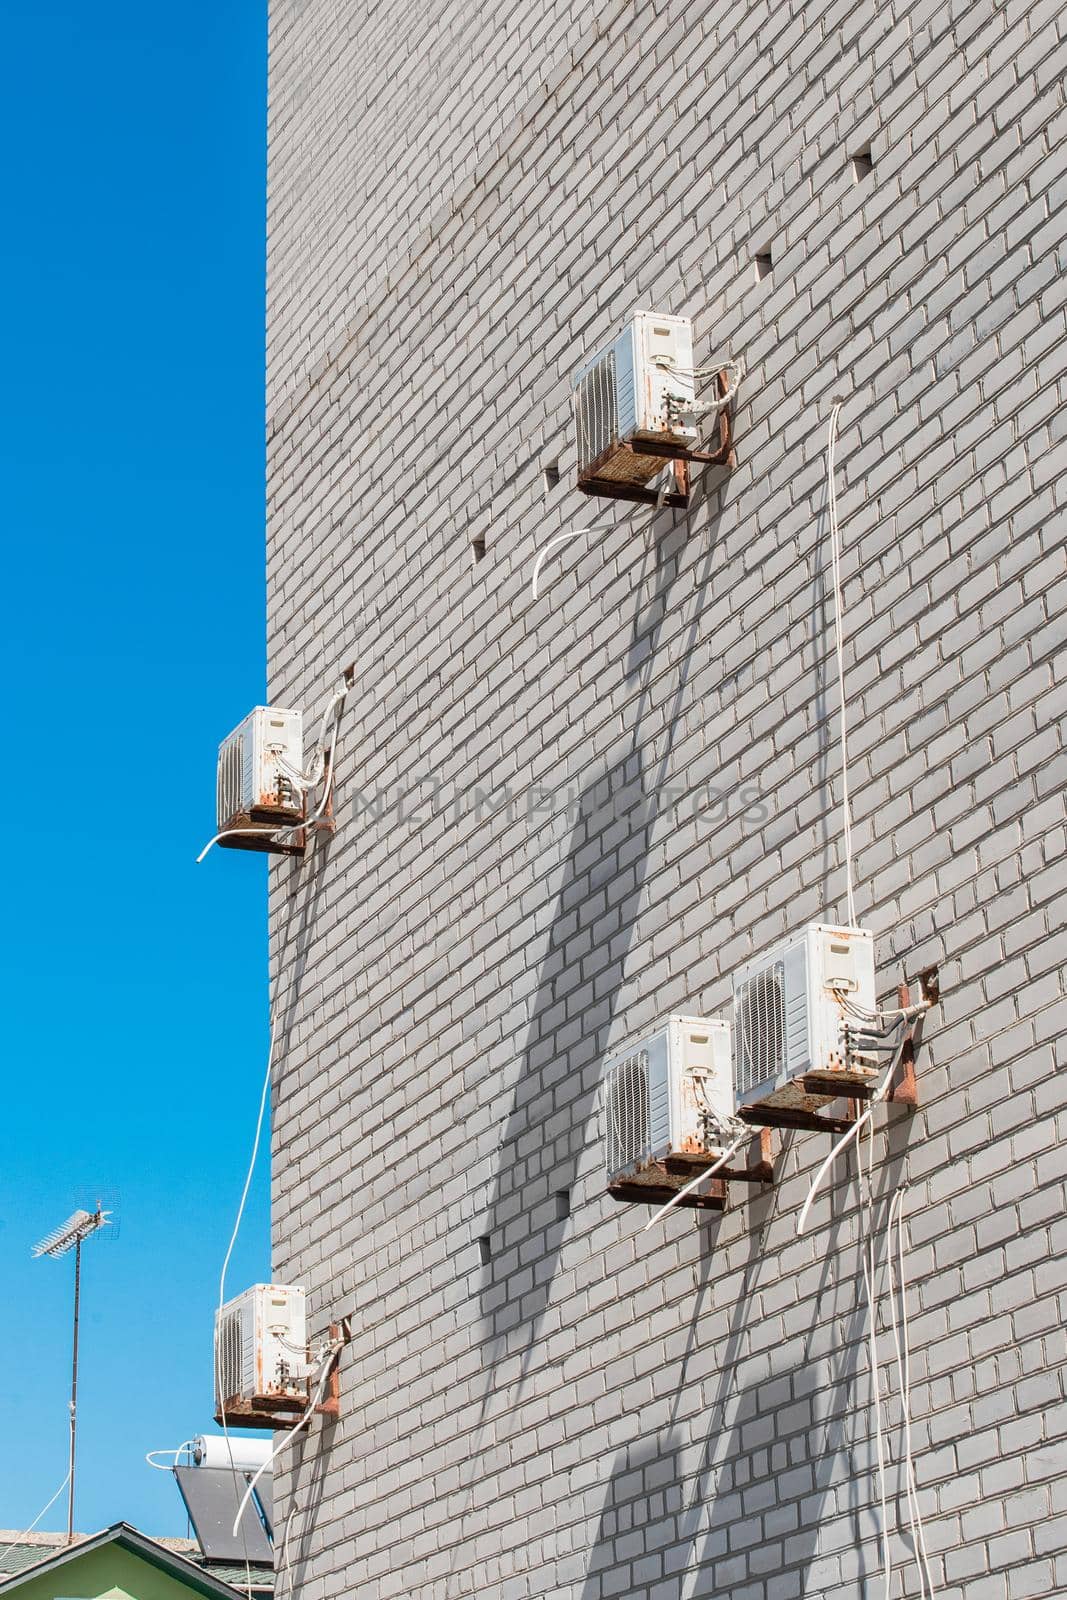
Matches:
[214,1283,307,1412]
[574,311,697,498]
[216,705,304,850]
[605,1015,733,1195]
[732,924,877,1107]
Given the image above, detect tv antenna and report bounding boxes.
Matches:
[33,1205,112,1542]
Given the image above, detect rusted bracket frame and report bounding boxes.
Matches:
[577,453,690,507]
[213,1391,308,1432]
[307,754,337,838]
[739,965,940,1136]
[313,1317,353,1419]
[665,1128,776,1186]
[884,966,939,1109]
[738,1101,856,1136]
[219,807,306,859]
[628,369,736,468]
[608,1176,726,1211]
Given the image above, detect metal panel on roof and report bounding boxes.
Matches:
[174,1467,272,1563]
[252,1475,273,1538]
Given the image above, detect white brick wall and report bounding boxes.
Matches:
[266,0,1067,1594]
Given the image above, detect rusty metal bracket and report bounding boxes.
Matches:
[313,1318,353,1419]
[218,808,306,859]
[608,1168,726,1210]
[884,966,938,1109]
[665,1127,776,1186]
[577,369,737,505]
[577,452,690,507]
[740,965,940,1135]
[213,1391,308,1432]
[628,369,736,468]
[738,1100,857,1136]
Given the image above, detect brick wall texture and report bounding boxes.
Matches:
[264,0,1067,1595]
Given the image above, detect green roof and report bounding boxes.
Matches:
[0,1525,272,1596]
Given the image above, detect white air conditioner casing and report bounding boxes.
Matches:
[574,311,697,490]
[216,706,304,831]
[604,1015,733,1186]
[732,924,876,1106]
[214,1283,307,1410]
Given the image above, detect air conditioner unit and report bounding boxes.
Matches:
[732,924,877,1107]
[216,706,304,850]
[574,311,697,498]
[214,1284,307,1413]
[605,1015,733,1197]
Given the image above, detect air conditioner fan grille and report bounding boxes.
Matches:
[217,734,244,828]
[575,350,618,473]
[606,1048,650,1174]
[736,962,786,1096]
[215,1307,243,1405]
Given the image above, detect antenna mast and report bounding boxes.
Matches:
[33,1205,111,1542]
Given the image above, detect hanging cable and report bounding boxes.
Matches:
[280,1503,297,1600]
[275,682,348,793]
[643,1131,747,1230]
[145,1440,194,1471]
[826,401,856,926]
[530,528,593,599]
[230,1345,341,1538]
[302,689,345,831]
[215,1010,277,1600]
[856,1130,893,1600]
[196,825,296,864]
[0,1468,73,1571]
[796,1036,907,1236]
[886,1186,938,1597]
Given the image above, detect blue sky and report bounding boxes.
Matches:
[1,1,271,1537]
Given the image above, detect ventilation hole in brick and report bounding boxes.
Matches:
[755,251,773,282]
[477,1234,492,1265]
[471,536,487,565]
[555,1190,571,1222]
[852,147,874,181]
[544,462,561,492]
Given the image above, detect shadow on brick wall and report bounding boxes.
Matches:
[477,487,726,1358]
[575,1138,915,1598]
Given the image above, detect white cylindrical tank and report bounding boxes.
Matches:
[192,1434,273,1473]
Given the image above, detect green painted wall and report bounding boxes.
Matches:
[9,1544,212,1600]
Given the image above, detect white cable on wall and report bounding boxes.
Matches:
[530,528,593,599]
[230,1347,340,1538]
[280,1503,297,1600]
[886,1186,939,1597]
[826,401,857,927]
[796,1044,902,1236]
[856,1138,892,1600]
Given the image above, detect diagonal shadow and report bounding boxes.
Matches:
[575,1128,916,1598]
[479,488,725,1358]
[442,479,730,1589]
